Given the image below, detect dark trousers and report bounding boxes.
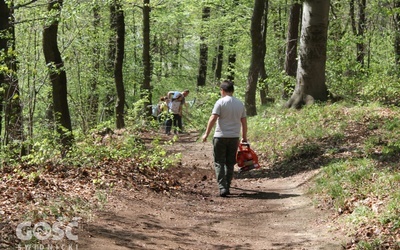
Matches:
[165,114,182,134]
[213,137,239,191]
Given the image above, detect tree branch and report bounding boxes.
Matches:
[14,0,40,9]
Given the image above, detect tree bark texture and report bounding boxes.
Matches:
[102,3,119,121]
[283,2,301,99]
[142,0,152,116]
[197,6,210,87]
[227,49,236,82]
[246,0,266,116]
[286,0,330,109]
[259,0,269,105]
[0,0,8,145]
[227,0,239,82]
[88,5,101,130]
[43,0,73,152]
[0,0,24,152]
[350,0,366,68]
[114,1,125,129]
[394,0,400,75]
[213,45,223,81]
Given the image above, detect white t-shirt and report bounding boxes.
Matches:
[211,95,246,138]
[169,100,181,114]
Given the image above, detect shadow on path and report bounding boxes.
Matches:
[230,187,300,200]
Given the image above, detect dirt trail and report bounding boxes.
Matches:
[78,132,347,250]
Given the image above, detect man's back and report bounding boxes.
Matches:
[212,96,246,138]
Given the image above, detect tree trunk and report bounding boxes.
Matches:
[89,5,101,129]
[350,0,366,68]
[0,0,7,147]
[142,0,152,116]
[283,2,301,99]
[197,6,210,87]
[172,23,182,71]
[102,3,118,122]
[0,0,24,154]
[357,0,366,68]
[394,0,400,75]
[213,44,223,81]
[227,48,236,82]
[285,0,330,109]
[259,0,269,105]
[43,0,73,154]
[246,0,265,116]
[227,0,239,82]
[114,0,125,129]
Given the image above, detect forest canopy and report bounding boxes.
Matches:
[0,0,399,154]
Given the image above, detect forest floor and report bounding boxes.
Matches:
[76,131,349,250]
[2,108,400,250]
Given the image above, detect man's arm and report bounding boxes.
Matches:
[241,117,247,142]
[167,91,174,99]
[202,114,218,142]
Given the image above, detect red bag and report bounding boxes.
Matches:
[236,142,260,173]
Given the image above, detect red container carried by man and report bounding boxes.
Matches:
[236,142,260,173]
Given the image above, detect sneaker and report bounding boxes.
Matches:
[219,189,229,197]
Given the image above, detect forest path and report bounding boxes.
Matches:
[77,132,347,250]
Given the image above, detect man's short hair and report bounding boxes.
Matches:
[220,80,234,93]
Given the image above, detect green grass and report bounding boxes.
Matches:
[246,102,400,248]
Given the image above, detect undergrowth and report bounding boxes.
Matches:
[247,102,400,249]
[1,98,399,249]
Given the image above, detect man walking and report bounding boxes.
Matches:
[202,80,247,197]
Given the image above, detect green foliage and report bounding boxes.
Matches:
[360,74,400,105]
[283,142,321,160]
[21,138,63,165]
[312,157,399,235]
[4,0,398,160]
[247,103,399,247]
[248,103,351,161]
[363,116,400,159]
[3,1,400,248]
[187,86,221,130]
[381,188,400,230]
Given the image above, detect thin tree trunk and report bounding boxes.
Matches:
[283,2,301,99]
[394,0,400,75]
[172,23,182,71]
[357,0,366,68]
[0,0,24,154]
[43,0,73,154]
[142,0,152,116]
[285,0,330,109]
[88,5,101,129]
[197,6,210,87]
[259,0,269,105]
[246,0,266,116]
[227,48,236,82]
[350,0,366,68]
[227,0,239,82]
[114,0,125,128]
[102,3,118,122]
[0,0,8,147]
[213,44,223,81]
